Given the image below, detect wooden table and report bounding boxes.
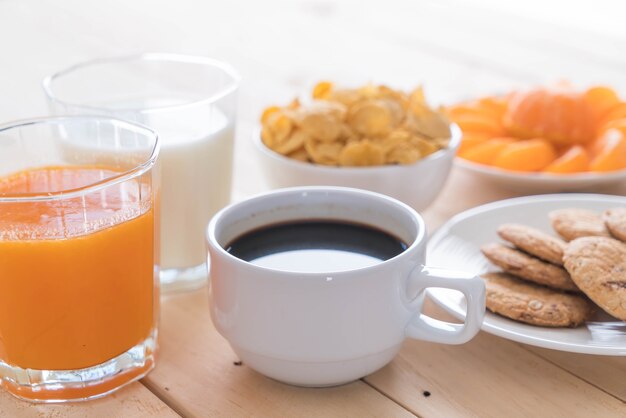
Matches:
[1,0,626,416]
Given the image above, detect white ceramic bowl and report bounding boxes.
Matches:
[254,124,461,211]
[456,159,626,194]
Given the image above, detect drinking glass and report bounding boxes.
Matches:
[43,53,240,293]
[0,116,159,402]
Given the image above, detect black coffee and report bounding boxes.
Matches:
[225,220,408,273]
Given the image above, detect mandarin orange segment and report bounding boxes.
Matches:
[446,97,505,121]
[588,121,626,158]
[454,114,505,136]
[598,117,626,137]
[599,103,626,128]
[477,96,508,118]
[458,133,492,155]
[492,138,556,171]
[446,104,496,120]
[589,128,626,172]
[584,86,621,126]
[587,135,606,158]
[543,145,590,174]
[503,88,594,145]
[459,137,515,165]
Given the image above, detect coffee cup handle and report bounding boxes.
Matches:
[405,266,485,344]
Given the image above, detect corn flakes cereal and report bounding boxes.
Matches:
[287,147,309,162]
[300,112,341,142]
[305,137,344,165]
[260,82,451,167]
[375,129,411,153]
[339,141,385,166]
[329,89,362,107]
[386,141,422,164]
[274,129,309,155]
[409,135,439,157]
[261,111,293,149]
[313,81,333,99]
[348,100,396,137]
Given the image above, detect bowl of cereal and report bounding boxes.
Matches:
[254,83,461,211]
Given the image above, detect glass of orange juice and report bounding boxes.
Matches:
[0,116,160,402]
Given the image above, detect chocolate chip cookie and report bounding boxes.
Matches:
[563,236,626,321]
[497,223,566,265]
[603,207,626,242]
[481,243,579,292]
[549,208,610,241]
[482,272,593,327]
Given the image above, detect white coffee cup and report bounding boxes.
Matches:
[206,187,485,387]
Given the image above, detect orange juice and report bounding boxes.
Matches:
[0,166,156,371]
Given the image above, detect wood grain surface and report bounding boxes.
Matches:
[0,383,180,418]
[143,289,417,418]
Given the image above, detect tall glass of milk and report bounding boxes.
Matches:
[43,53,239,292]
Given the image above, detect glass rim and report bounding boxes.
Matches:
[0,116,160,202]
[42,52,241,114]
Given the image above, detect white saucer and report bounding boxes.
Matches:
[427,193,626,355]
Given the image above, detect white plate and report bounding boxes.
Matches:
[427,193,626,355]
[456,159,626,194]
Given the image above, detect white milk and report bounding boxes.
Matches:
[55,107,234,274]
[152,109,234,270]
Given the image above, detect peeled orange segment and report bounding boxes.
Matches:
[454,114,505,136]
[543,145,590,174]
[459,137,515,165]
[477,96,508,118]
[446,105,495,120]
[447,104,500,121]
[447,95,507,119]
[598,117,626,137]
[503,88,595,145]
[587,135,606,158]
[492,139,556,172]
[584,86,621,126]
[599,103,626,128]
[588,123,626,157]
[589,129,626,172]
[458,133,492,155]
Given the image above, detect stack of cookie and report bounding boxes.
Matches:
[480,207,626,328]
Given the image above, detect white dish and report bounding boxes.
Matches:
[253,125,461,211]
[455,159,626,194]
[427,193,626,355]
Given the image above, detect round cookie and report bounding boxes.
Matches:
[563,236,626,321]
[549,208,610,241]
[482,272,594,327]
[497,223,566,265]
[481,243,579,292]
[603,207,626,242]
